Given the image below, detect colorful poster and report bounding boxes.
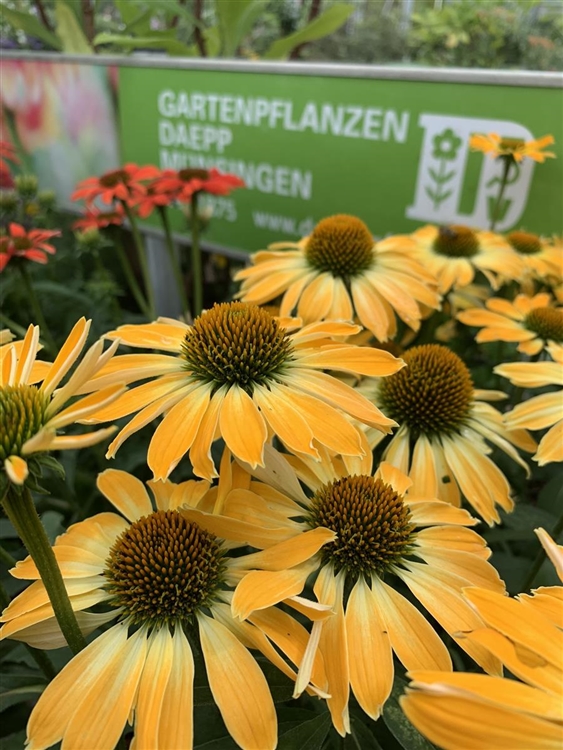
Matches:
[118,66,563,253]
[0,60,120,207]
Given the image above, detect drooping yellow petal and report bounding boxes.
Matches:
[231,563,316,620]
[314,567,350,736]
[346,576,393,720]
[148,381,212,480]
[26,624,129,750]
[134,626,174,748]
[253,384,319,459]
[12,545,105,579]
[219,385,267,468]
[535,528,563,582]
[15,324,40,385]
[371,576,452,672]
[232,527,336,572]
[198,613,277,750]
[189,385,228,480]
[62,627,148,750]
[157,626,194,750]
[400,685,563,750]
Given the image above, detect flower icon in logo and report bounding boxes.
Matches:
[425,128,463,211]
[432,128,462,161]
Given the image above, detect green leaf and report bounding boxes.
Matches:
[115,0,143,26]
[499,503,556,531]
[55,0,93,54]
[204,26,222,58]
[216,0,268,57]
[263,3,354,60]
[382,676,435,750]
[0,7,62,50]
[0,684,45,712]
[32,281,91,304]
[93,32,195,56]
[349,715,384,749]
[277,712,331,750]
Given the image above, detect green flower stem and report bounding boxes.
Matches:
[490,155,513,231]
[189,192,203,318]
[0,542,16,567]
[521,504,563,592]
[0,578,57,680]
[1,485,87,655]
[0,312,28,339]
[113,233,151,319]
[157,206,190,317]
[18,264,58,356]
[121,202,156,319]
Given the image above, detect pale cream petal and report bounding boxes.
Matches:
[41,318,90,397]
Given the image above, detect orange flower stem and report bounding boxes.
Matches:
[19,264,57,356]
[0,576,57,679]
[121,202,156,320]
[113,232,151,319]
[521,508,563,592]
[157,206,190,317]
[490,156,513,231]
[189,191,203,317]
[2,485,88,655]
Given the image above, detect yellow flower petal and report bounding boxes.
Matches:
[4,455,29,485]
[219,385,267,469]
[198,613,277,750]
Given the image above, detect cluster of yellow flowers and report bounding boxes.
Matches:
[0,210,562,750]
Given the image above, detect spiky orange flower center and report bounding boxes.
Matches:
[525,307,563,342]
[178,168,210,182]
[0,384,48,462]
[181,302,293,394]
[308,475,413,577]
[105,511,224,625]
[305,214,375,277]
[499,137,524,153]
[508,231,542,255]
[99,169,130,188]
[433,225,479,258]
[379,344,474,436]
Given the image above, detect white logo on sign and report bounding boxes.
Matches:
[407,114,535,230]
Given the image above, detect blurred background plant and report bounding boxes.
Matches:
[1,0,561,70]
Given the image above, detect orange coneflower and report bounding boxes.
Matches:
[0,223,60,271]
[153,167,244,203]
[236,215,440,342]
[72,205,125,231]
[81,302,403,480]
[71,164,160,206]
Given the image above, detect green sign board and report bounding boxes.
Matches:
[119,66,563,254]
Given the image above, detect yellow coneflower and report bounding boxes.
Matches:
[0,319,122,486]
[458,293,563,355]
[495,342,563,465]
[469,133,556,163]
[1,470,326,750]
[182,445,504,737]
[400,529,563,750]
[235,214,440,341]
[360,343,535,525]
[507,231,563,283]
[410,224,523,293]
[81,302,403,481]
